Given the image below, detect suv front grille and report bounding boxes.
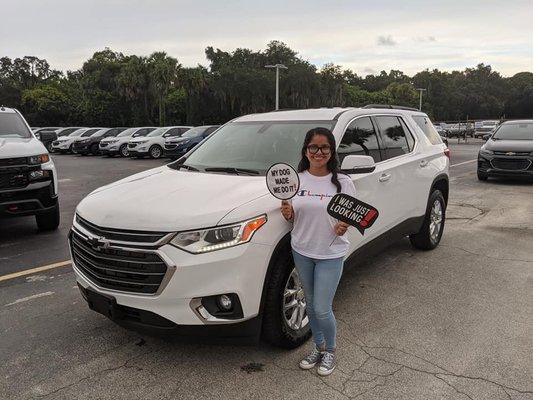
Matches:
[76,215,169,244]
[0,170,28,190]
[70,230,168,294]
[164,144,177,150]
[491,158,531,171]
[0,157,28,167]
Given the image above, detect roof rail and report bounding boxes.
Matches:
[363,104,419,112]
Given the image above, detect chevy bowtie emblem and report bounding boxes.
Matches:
[87,236,110,250]
[505,152,516,156]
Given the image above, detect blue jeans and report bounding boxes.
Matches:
[292,250,344,352]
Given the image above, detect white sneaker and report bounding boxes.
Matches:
[299,345,324,370]
[317,351,336,376]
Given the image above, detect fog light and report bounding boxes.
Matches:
[29,170,49,180]
[218,294,233,311]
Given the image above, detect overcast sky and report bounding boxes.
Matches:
[2,0,532,77]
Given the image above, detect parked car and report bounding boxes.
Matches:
[163,125,219,159]
[33,127,61,151]
[128,126,192,159]
[0,107,59,230]
[99,127,157,157]
[73,127,127,155]
[52,128,104,154]
[474,120,499,138]
[477,120,533,180]
[55,127,87,138]
[70,106,449,347]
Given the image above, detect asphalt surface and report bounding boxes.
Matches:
[1,141,532,400]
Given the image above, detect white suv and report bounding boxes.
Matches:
[99,127,157,157]
[127,126,192,159]
[70,107,449,347]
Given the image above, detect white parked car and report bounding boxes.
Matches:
[52,128,103,154]
[71,107,449,347]
[128,126,192,159]
[0,107,59,230]
[99,127,157,157]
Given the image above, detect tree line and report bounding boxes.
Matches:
[1,41,532,127]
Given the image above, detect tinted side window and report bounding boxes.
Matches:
[338,117,382,163]
[400,118,415,150]
[375,116,411,160]
[412,116,443,145]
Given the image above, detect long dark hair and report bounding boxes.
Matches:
[297,127,342,193]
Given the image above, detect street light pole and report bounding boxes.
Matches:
[416,88,427,111]
[265,64,288,110]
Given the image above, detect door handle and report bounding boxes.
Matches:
[419,160,429,168]
[379,173,391,182]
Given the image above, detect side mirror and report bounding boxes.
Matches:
[483,134,491,141]
[340,155,376,174]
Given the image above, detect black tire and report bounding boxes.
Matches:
[90,143,100,155]
[36,204,60,231]
[149,145,163,159]
[262,246,311,349]
[68,144,74,154]
[477,170,488,181]
[119,144,129,157]
[409,190,446,251]
[45,142,53,152]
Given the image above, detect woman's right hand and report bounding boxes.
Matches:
[280,200,294,221]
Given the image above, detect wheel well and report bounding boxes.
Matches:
[258,233,291,317]
[431,177,449,205]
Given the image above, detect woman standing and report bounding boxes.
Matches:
[280,127,355,376]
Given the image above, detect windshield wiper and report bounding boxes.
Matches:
[174,164,199,172]
[204,167,260,175]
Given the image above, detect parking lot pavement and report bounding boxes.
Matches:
[1,145,532,400]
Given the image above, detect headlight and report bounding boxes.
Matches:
[135,140,148,145]
[106,139,118,144]
[479,149,494,156]
[170,215,267,254]
[28,154,50,164]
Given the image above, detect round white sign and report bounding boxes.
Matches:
[266,163,300,200]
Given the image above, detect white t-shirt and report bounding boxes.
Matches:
[291,170,357,259]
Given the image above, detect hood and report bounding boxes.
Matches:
[166,137,188,143]
[76,166,269,232]
[0,137,47,158]
[484,139,533,153]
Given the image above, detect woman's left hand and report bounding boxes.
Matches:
[334,221,349,236]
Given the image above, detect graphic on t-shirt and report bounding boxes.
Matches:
[266,163,300,200]
[327,193,379,235]
[296,190,334,201]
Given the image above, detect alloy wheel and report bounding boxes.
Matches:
[429,199,443,244]
[282,268,309,331]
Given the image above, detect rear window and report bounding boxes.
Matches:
[0,113,32,138]
[412,116,443,145]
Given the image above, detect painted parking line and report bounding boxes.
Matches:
[0,260,71,283]
[450,159,477,167]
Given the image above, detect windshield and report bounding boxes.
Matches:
[68,129,87,137]
[183,121,336,174]
[0,113,32,138]
[484,121,498,126]
[117,128,138,137]
[182,127,207,138]
[147,128,166,137]
[82,129,99,137]
[492,123,533,140]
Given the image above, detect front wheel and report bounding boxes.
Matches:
[36,204,60,231]
[119,144,129,157]
[90,143,100,155]
[262,247,311,348]
[149,145,163,159]
[477,170,488,181]
[410,190,446,250]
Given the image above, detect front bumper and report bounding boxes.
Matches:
[127,145,150,156]
[70,219,272,337]
[163,144,188,157]
[52,141,71,151]
[99,144,120,155]
[73,142,91,153]
[0,180,58,217]
[478,154,533,178]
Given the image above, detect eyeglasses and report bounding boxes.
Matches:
[307,144,331,155]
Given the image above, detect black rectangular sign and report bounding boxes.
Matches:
[327,193,379,235]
